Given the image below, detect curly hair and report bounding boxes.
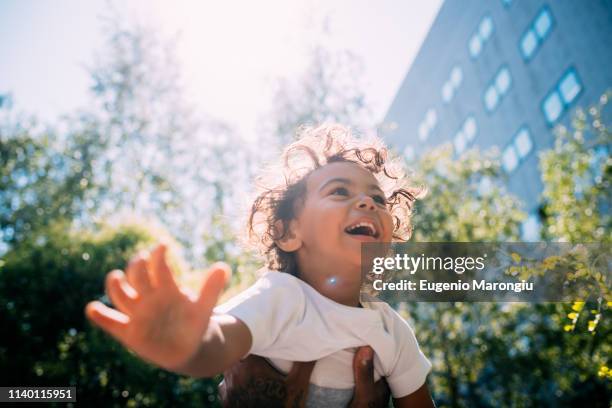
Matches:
[247,124,425,275]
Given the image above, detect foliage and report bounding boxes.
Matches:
[398,139,611,407]
[0,115,107,248]
[266,44,373,146]
[410,144,525,242]
[0,222,220,407]
[84,16,252,265]
[539,91,611,243]
[538,91,612,394]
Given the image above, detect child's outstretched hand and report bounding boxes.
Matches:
[85,244,229,371]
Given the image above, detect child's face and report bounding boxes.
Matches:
[291,161,394,271]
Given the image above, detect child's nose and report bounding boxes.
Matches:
[355,194,376,211]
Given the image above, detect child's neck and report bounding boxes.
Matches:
[296,260,362,307]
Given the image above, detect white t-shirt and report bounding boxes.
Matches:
[214,270,431,399]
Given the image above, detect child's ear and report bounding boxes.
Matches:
[274,220,302,252]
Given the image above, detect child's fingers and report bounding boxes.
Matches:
[126,254,153,294]
[106,270,138,313]
[196,263,230,312]
[85,301,130,342]
[149,244,178,290]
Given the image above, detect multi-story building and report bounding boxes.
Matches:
[381,0,612,240]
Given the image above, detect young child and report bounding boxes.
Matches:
[86,124,434,407]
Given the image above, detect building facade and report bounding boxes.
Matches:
[381,0,612,240]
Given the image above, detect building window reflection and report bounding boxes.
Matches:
[441,65,463,103]
[453,115,478,155]
[502,126,533,173]
[542,67,583,125]
[519,5,555,61]
[469,15,495,59]
[484,65,512,112]
[418,108,437,141]
[521,213,542,242]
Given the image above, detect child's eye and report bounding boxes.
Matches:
[330,187,349,196]
[372,194,386,205]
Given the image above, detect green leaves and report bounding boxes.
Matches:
[539,91,611,243]
[0,222,220,406]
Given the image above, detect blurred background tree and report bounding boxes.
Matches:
[267,44,372,146]
[0,221,221,406]
[401,137,610,406]
[540,91,610,244]
[0,116,105,248]
[82,15,254,267]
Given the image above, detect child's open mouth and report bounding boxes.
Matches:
[344,220,380,240]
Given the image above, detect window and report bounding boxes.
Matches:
[426,109,437,127]
[559,70,581,104]
[441,65,463,103]
[543,91,563,123]
[519,5,555,61]
[418,122,428,141]
[451,66,463,87]
[502,146,518,172]
[520,30,538,59]
[484,87,499,112]
[514,128,533,158]
[503,126,534,173]
[442,82,453,102]
[479,16,494,40]
[495,67,512,94]
[454,132,467,154]
[484,66,512,113]
[521,213,542,242]
[534,7,553,38]
[469,36,482,58]
[541,67,583,125]
[453,115,478,155]
[468,15,494,59]
[463,116,478,142]
[417,108,437,141]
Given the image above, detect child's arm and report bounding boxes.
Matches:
[392,383,435,408]
[85,244,251,377]
[175,313,252,377]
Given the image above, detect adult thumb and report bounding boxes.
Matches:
[353,346,375,388]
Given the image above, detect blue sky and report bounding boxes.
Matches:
[0,0,442,137]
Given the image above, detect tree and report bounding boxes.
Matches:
[84,15,252,266]
[538,91,612,390]
[373,136,612,406]
[0,113,105,250]
[0,221,221,406]
[265,44,373,147]
[539,91,610,244]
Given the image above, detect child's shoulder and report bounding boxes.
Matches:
[362,297,418,332]
[256,268,303,289]
[247,269,309,300]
